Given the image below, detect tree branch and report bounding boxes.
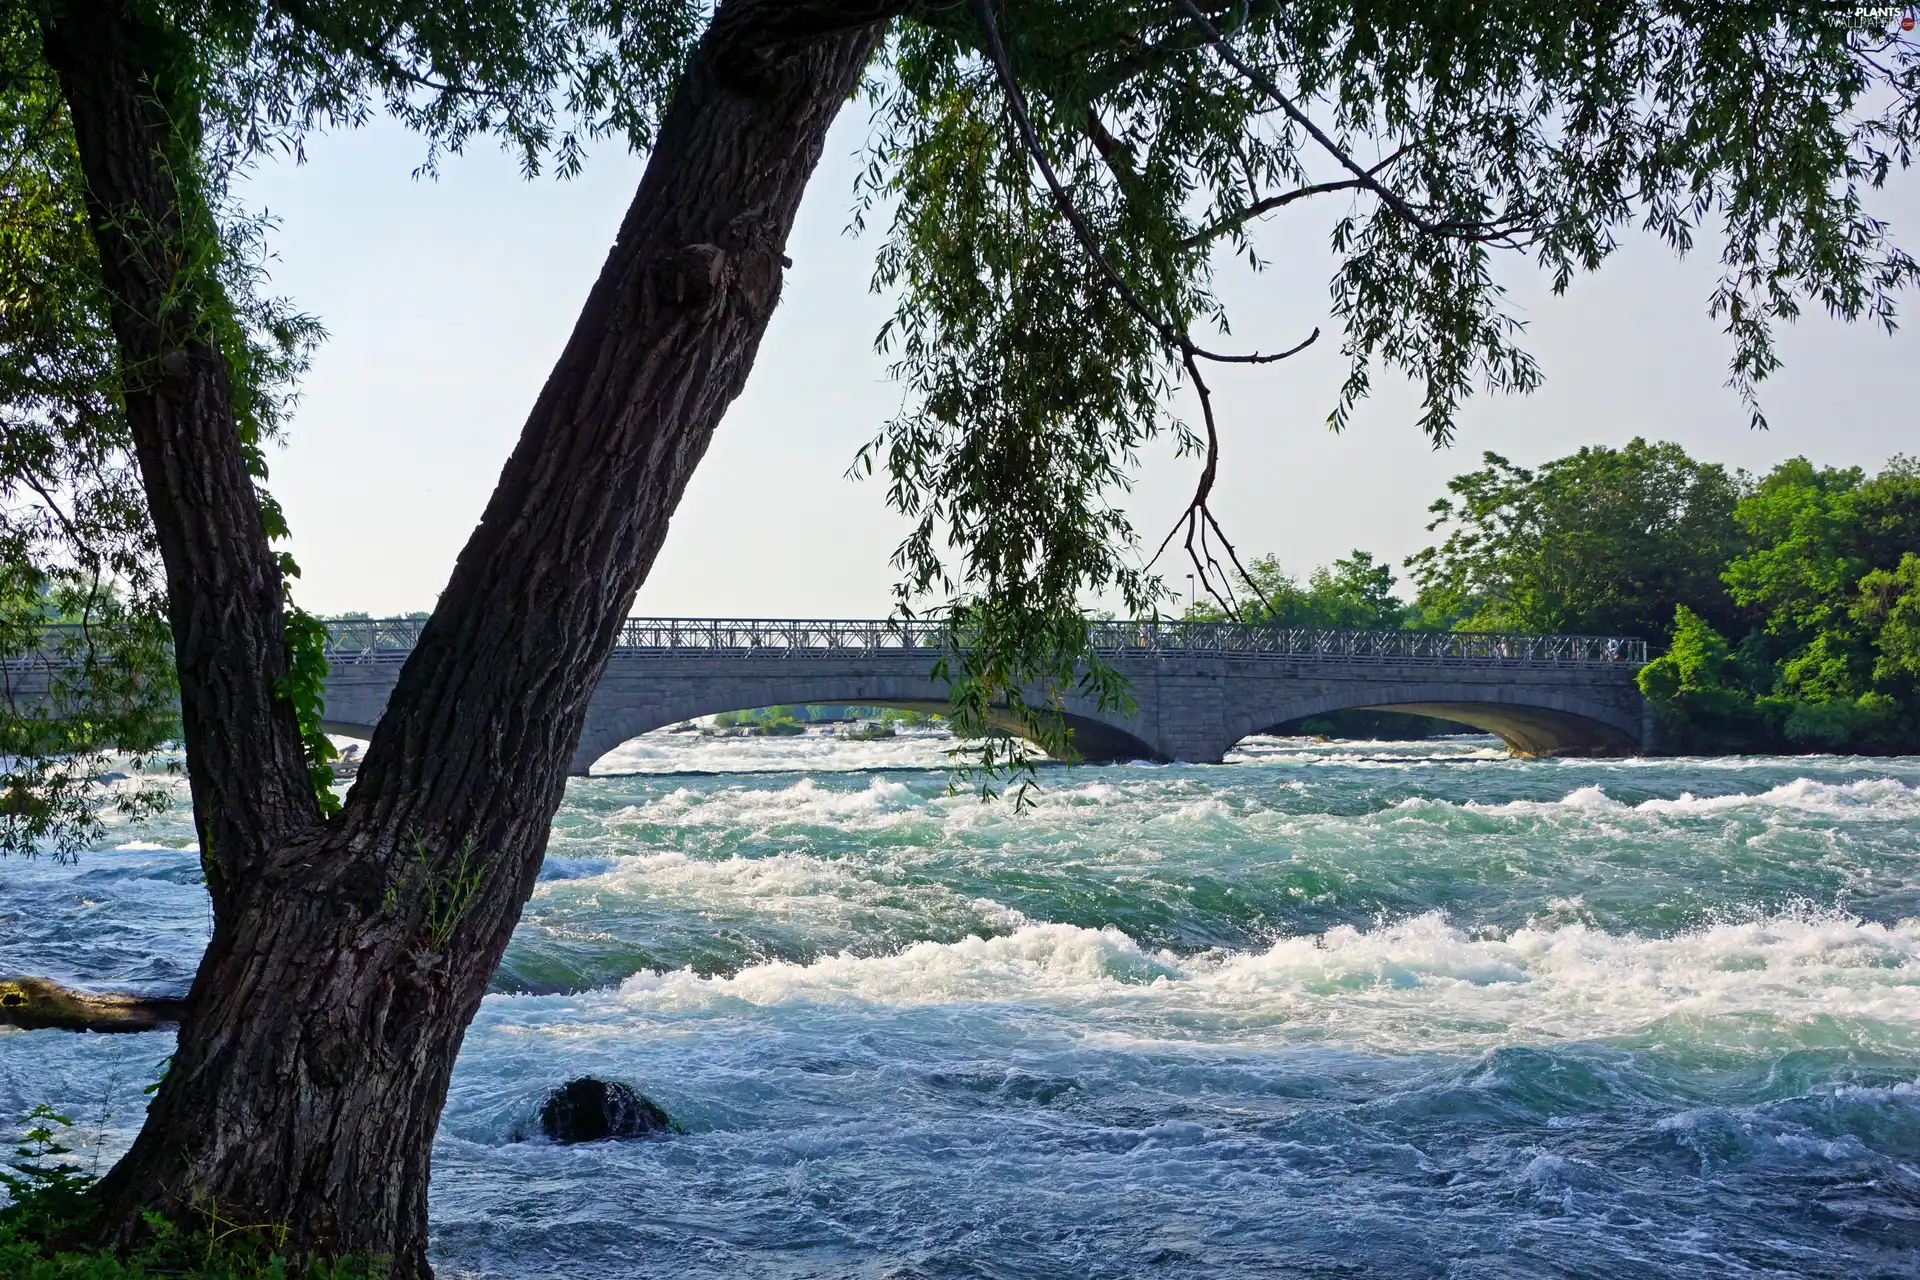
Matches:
[972,0,1178,344]
[1184,178,1365,247]
[1184,147,1410,249]
[1189,328,1318,363]
[268,0,491,100]
[710,0,914,48]
[971,0,1294,615]
[1169,0,1543,244]
[41,0,322,904]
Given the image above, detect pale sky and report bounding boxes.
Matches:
[240,109,1919,621]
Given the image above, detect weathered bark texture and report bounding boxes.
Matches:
[43,0,892,1273]
[39,1,321,909]
[0,976,188,1033]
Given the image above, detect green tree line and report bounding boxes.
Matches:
[1208,440,1920,754]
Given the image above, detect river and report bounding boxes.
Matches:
[3,731,1918,1277]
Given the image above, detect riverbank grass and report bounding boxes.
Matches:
[2,1108,376,1279]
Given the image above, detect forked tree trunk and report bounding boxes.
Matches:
[42,0,893,1273]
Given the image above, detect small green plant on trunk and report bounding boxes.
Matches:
[381,834,481,951]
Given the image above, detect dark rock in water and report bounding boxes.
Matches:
[539,1078,677,1143]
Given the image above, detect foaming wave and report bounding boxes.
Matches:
[617,921,1178,1009]
[1229,735,1511,767]
[1635,775,1920,816]
[590,727,961,774]
[599,771,1256,842]
[589,909,1920,1055]
[936,774,1251,832]
[617,774,929,830]
[538,845,1022,930]
[1381,776,1920,821]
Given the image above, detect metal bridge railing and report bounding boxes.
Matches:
[4,618,1646,669]
[319,617,1647,667]
[316,617,433,664]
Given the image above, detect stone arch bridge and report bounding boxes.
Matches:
[315,618,1652,772]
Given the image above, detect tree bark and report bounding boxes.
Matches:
[45,0,892,1273]
[39,0,322,915]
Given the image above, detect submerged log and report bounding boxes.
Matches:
[0,976,188,1032]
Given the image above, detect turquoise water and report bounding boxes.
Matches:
[4,733,1919,1277]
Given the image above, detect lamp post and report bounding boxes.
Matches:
[1185,573,1195,616]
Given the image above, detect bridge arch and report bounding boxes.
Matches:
[1227,680,1641,758]
[568,679,1162,774]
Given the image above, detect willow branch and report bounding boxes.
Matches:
[1189,328,1318,364]
[1170,0,1543,244]
[268,0,497,99]
[1144,345,1272,617]
[1185,147,1411,249]
[973,0,1177,343]
[973,0,1296,616]
[18,471,96,567]
[1184,178,1365,248]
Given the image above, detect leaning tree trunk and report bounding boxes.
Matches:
[42,0,893,1273]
